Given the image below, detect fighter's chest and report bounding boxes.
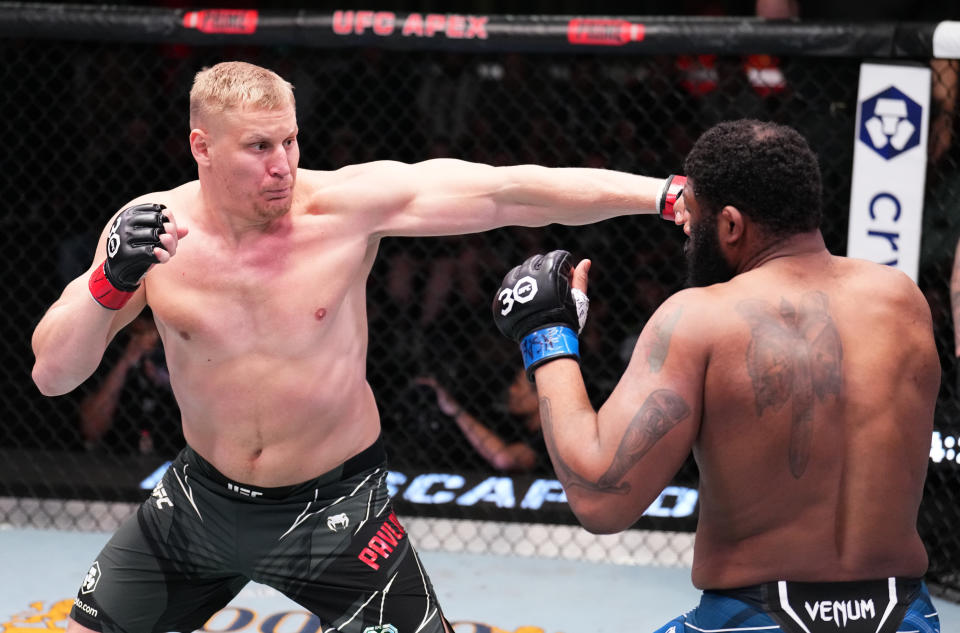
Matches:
[145,225,369,345]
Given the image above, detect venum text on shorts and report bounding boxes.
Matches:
[805,598,876,627]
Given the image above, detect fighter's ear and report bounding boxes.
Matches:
[190,128,211,167]
[718,205,744,244]
[717,204,745,244]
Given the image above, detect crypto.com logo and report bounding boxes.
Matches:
[858,86,923,160]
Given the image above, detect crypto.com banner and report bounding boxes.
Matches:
[847,62,930,282]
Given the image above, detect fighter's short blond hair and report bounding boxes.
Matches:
[189,61,295,129]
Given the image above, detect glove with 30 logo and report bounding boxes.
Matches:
[88,203,168,310]
[492,250,589,380]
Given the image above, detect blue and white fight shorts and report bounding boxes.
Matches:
[652,577,940,633]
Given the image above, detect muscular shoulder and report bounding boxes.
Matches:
[299,159,477,222]
[643,288,717,349]
[842,257,931,319]
[309,160,409,185]
[656,286,735,326]
[298,162,410,213]
[103,182,199,225]
[312,158,480,185]
[133,181,198,204]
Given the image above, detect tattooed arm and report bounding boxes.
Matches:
[531,290,707,534]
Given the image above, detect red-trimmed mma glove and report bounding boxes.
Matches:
[88,203,168,310]
[657,174,686,221]
[492,250,589,381]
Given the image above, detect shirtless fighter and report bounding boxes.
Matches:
[31,61,683,633]
[492,119,943,632]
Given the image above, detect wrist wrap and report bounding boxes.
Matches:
[88,261,135,310]
[520,325,580,380]
[657,174,687,221]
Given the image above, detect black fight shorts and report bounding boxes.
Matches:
[69,437,449,633]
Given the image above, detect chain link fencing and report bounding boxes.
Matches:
[1,10,958,598]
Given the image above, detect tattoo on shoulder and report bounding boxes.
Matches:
[540,390,690,495]
[647,306,683,373]
[736,291,843,478]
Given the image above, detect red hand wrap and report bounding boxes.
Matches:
[657,174,687,221]
[88,261,135,310]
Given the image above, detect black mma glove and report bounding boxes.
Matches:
[657,174,686,221]
[88,203,167,309]
[492,250,589,380]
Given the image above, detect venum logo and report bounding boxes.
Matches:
[81,561,101,595]
[327,513,349,531]
[362,625,397,633]
[804,598,876,628]
[858,86,923,160]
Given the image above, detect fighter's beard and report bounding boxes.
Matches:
[685,219,736,288]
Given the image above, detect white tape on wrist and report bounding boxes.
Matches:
[571,288,589,333]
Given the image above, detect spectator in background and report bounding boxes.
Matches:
[77,311,180,455]
[415,368,547,473]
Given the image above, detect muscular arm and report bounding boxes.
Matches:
[532,292,705,533]
[32,198,183,396]
[337,159,666,239]
[32,265,145,396]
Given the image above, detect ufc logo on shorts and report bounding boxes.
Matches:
[498,275,538,316]
[227,482,263,498]
[151,481,173,509]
